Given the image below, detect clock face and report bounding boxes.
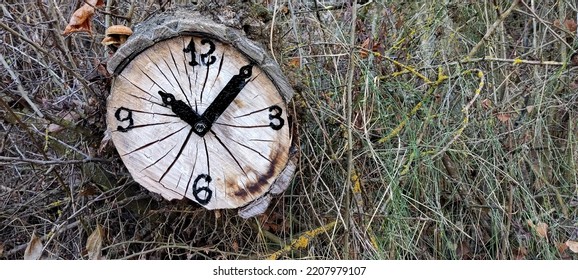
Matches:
[107,35,291,209]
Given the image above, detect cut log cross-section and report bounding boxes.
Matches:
[106,9,296,217]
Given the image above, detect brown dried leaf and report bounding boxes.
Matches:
[24,231,43,260]
[360,37,370,58]
[47,111,80,133]
[89,0,105,6]
[557,242,568,254]
[287,57,300,68]
[564,19,577,32]
[515,247,528,260]
[566,240,578,253]
[481,98,492,109]
[62,1,104,35]
[554,19,577,32]
[496,113,511,123]
[86,224,105,260]
[535,222,548,238]
[553,19,562,28]
[97,63,111,78]
[78,184,99,197]
[98,128,112,154]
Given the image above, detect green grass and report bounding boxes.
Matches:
[1,0,577,259]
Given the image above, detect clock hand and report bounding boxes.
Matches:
[158,91,206,135]
[194,64,253,136]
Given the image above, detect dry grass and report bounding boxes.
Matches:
[1,0,578,259]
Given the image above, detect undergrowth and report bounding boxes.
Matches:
[1,0,577,259]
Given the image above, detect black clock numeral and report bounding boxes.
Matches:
[268,105,285,130]
[183,38,217,67]
[115,107,134,132]
[192,173,213,205]
[200,38,217,66]
[183,38,199,67]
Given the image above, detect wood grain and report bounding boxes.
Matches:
[107,35,292,210]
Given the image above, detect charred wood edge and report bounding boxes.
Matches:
[238,99,300,218]
[106,7,295,103]
[237,99,300,218]
[238,143,299,219]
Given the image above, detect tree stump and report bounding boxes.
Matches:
[106,8,296,218]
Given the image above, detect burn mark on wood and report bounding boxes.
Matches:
[232,146,286,199]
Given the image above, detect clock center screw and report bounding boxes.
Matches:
[194,122,207,133]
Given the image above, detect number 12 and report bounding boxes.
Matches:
[183,38,216,67]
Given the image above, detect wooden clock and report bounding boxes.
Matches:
[106,9,296,217]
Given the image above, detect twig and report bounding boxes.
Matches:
[266,221,337,260]
[126,0,136,26]
[105,0,112,27]
[0,97,71,198]
[432,69,485,159]
[0,21,96,97]
[343,0,358,260]
[518,1,574,50]
[376,65,448,144]
[467,0,520,58]
[385,55,567,70]
[462,56,565,66]
[0,53,44,118]
[97,0,132,22]
[557,0,567,62]
[269,0,279,64]
[249,220,284,247]
[0,156,109,165]
[4,220,80,257]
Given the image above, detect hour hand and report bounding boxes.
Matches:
[158,91,201,130]
[195,64,253,136]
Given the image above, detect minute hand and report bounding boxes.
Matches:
[197,64,253,134]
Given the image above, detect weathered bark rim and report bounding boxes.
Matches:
[107,7,294,103]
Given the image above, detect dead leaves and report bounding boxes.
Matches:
[258,210,289,233]
[287,57,300,68]
[527,220,548,239]
[514,247,528,260]
[62,0,104,35]
[553,19,578,33]
[524,219,578,256]
[566,240,578,253]
[46,111,81,133]
[19,225,106,259]
[86,224,105,260]
[23,231,43,260]
[480,98,492,109]
[535,222,549,239]
[556,240,578,256]
[359,37,383,59]
[496,112,511,123]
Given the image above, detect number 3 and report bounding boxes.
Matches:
[268,105,284,130]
